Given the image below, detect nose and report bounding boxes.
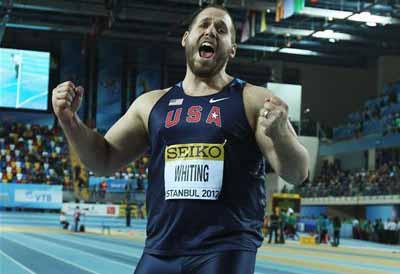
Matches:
[204,23,217,38]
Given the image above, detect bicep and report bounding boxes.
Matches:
[104,107,149,171]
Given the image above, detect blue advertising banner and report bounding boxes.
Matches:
[89,177,135,193]
[0,183,62,209]
[96,40,123,130]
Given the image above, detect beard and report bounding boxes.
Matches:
[185,42,230,78]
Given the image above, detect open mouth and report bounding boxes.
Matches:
[199,42,215,59]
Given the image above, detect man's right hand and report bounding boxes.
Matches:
[52,81,84,123]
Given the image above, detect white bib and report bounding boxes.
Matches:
[164,143,224,200]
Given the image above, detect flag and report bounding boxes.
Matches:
[294,0,305,13]
[250,11,256,37]
[240,11,250,43]
[276,0,304,22]
[283,0,295,19]
[168,98,184,106]
[275,0,284,22]
[260,10,267,32]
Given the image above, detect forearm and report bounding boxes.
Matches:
[59,114,111,175]
[271,133,309,184]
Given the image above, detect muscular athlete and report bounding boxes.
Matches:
[52,5,309,274]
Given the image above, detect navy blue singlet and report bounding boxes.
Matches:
[145,78,266,256]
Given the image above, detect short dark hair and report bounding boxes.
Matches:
[188,4,236,43]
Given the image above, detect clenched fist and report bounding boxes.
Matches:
[258,95,290,140]
[52,81,84,123]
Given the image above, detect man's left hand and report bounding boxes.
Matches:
[258,95,290,140]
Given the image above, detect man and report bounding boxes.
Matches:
[126,203,132,227]
[59,211,69,229]
[52,5,309,274]
[331,216,341,247]
[268,209,279,244]
[73,206,81,232]
[11,53,22,79]
[279,208,287,244]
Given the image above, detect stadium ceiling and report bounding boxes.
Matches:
[2,0,400,66]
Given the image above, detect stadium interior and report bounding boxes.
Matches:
[0,1,400,274]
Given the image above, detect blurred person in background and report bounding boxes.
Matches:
[331,216,341,247]
[268,209,279,244]
[73,206,81,232]
[59,211,69,229]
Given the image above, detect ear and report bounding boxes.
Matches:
[181,31,189,47]
[229,43,237,58]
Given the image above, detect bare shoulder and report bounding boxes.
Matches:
[243,83,273,109]
[127,88,171,131]
[242,83,273,129]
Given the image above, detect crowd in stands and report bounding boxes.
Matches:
[294,158,400,197]
[0,122,149,194]
[0,123,72,188]
[333,80,400,141]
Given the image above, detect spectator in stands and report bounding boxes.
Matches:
[100,180,107,199]
[0,123,72,186]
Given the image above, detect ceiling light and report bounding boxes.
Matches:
[366,21,377,27]
[313,30,352,40]
[329,38,336,43]
[267,9,271,13]
[237,44,278,52]
[349,11,392,25]
[279,48,319,56]
[299,7,399,25]
[299,7,352,19]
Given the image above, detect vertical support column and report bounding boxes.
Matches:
[85,35,98,128]
[368,148,376,171]
[96,39,123,131]
[134,47,162,99]
[377,56,400,95]
[59,38,88,122]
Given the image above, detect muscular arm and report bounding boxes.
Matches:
[59,89,165,176]
[243,84,309,184]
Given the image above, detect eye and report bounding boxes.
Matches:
[199,22,208,28]
[218,28,226,33]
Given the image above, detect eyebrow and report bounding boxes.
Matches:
[197,17,228,28]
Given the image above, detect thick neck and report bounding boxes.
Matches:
[182,65,234,96]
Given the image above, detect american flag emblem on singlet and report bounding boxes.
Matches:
[168,98,184,106]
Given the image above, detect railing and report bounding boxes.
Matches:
[302,195,400,205]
